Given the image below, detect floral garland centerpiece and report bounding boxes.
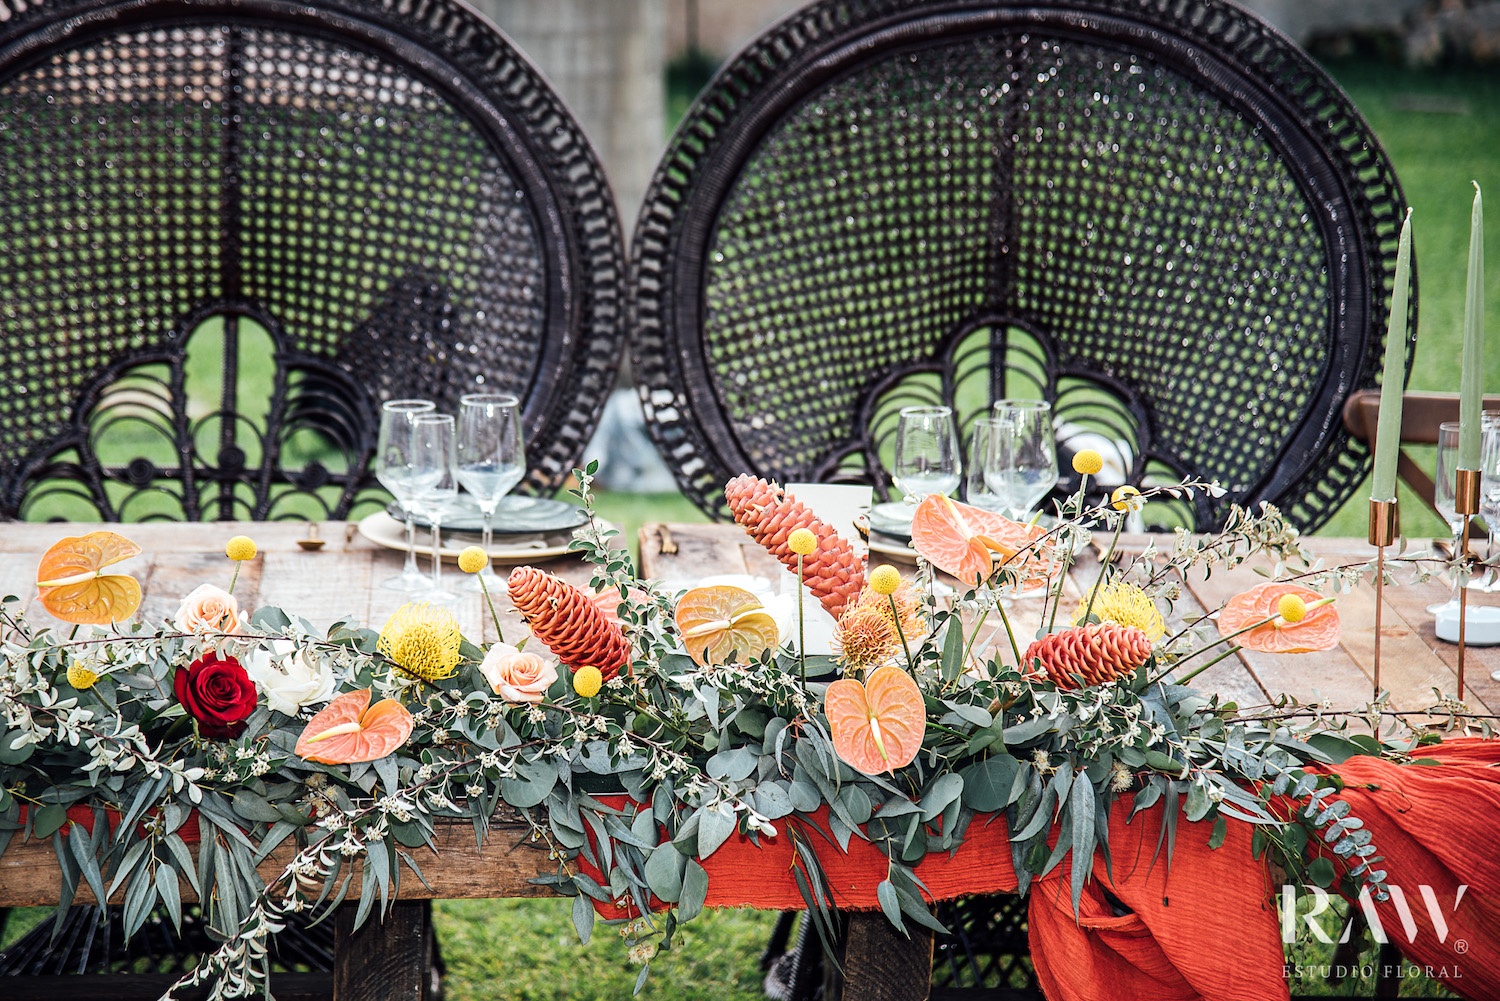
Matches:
[0,457,1476,999]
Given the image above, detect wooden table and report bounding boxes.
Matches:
[1,520,1496,1001]
[636,523,1500,1000]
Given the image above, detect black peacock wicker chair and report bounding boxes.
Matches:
[0,0,624,524]
[0,0,621,989]
[627,0,1411,996]
[628,0,1413,535]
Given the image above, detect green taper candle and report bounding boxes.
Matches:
[1460,182,1484,470]
[1371,207,1413,502]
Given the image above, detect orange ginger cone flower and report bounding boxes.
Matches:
[507,566,631,679]
[724,475,865,619]
[1023,623,1153,689]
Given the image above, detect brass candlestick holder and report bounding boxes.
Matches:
[1369,499,1398,702]
[1455,468,1481,701]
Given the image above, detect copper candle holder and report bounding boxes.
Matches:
[1455,468,1481,701]
[1369,498,1398,702]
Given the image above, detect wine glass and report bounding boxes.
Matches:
[990,400,1059,520]
[1431,422,1465,613]
[457,394,526,591]
[375,398,436,591]
[893,406,961,502]
[965,417,1008,512]
[409,412,459,604]
[1477,415,1500,593]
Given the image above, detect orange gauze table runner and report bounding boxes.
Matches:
[580,797,1290,1001]
[580,738,1500,1001]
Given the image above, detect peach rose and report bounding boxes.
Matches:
[478,643,557,704]
[174,583,245,634]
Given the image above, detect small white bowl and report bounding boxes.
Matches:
[1434,602,1500,646]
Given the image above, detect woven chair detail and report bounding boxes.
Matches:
[0,0,625,521]
[628,0,1412,532]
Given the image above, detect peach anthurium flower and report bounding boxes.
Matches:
[1218,582,1340,654]
[295,689,414,765]
[35,531,143,625]
[478,643,558,704]
[910,495,1056,589]
[825,665,926,775]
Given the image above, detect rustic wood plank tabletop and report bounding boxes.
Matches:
[1,519,1495,1001]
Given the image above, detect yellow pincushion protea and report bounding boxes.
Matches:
[66,661,100,690]
[378,603,464,682]
[1074,581,1165,642]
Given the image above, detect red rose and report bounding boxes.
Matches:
[174,652,258,738]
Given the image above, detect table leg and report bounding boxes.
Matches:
[837,911,933,1001]
[333,900,437,1000]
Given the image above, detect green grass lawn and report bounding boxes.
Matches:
[1315,59,1500,539]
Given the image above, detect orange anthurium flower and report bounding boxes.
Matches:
[1218,582,1340,654]
[910,494,1055,588]
[295,689,414,765]
[35,532,143,625]
[825,665,926,775]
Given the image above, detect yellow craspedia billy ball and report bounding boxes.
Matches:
[378,603,464,682]
[457,546,489,575]
[1072,449,1104,476]
[869,564,902,596]
[66,662,100,690]
[225,535,257,561]
[573,664,603,698]
[1110,486,1143,512]
[1277,593,1308,623]
[787,528,818,556]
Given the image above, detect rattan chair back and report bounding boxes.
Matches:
[0,0,623,521]
[628,0,1412,530]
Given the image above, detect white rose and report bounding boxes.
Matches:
[244,640,336,716]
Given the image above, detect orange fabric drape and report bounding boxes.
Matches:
[1027,799,1287,1001]
[1305,736,1500,999]
[580,798,1289,1001]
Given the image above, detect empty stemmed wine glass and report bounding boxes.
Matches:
[990,400,1059,521]
[1431,422,1466,613]
[965,417,1008,512]
[457,394,526,591]
[893,405,961,501]
[375,398,436,591]
[409,412,459,604]
[1476,415,1500,593]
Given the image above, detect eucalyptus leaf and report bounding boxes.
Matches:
[918,773,963,823]
[696,804,736,860]
[679,859,709,921]
[644,843,688,902]
[960,755,1017,812]
[876,879,907,935]
[572,891,595,944]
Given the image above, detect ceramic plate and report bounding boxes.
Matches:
[386,494,588,534]
[868,501,916,540]
[358,512,591,564]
